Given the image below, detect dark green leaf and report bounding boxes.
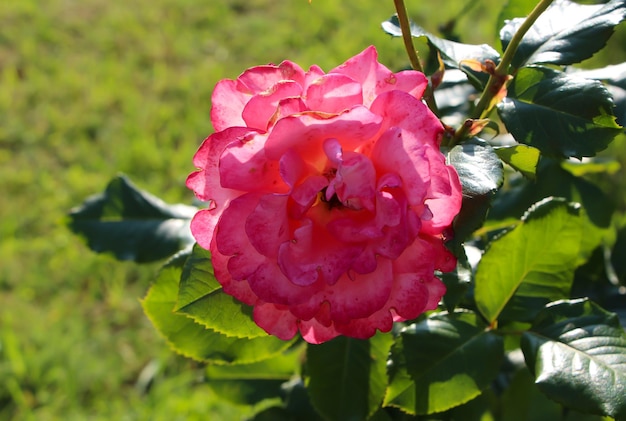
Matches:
[500,0,626,68]
[281,378,326,421]
[306,333,392,421]
[448,391,498,421]
[384,311,504,415]
[382,16,500,88]
[250,407,293,421]
[447,138,504,247]
[175,244,267,338]
[500,368,562,421]
[440,246,472,313]
[498,66,622,159]
[475,198,582,324]
[141,252,293,364]
[68,175,196,262]
[521,299,626,419]
[495,145,541,180]
[611,222,626,286]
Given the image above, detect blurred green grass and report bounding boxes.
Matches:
[0,0,624,419]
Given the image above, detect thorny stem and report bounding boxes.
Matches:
[393,0,439,116]
[452,0,555,144]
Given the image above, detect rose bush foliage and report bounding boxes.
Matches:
[186,47,462,344]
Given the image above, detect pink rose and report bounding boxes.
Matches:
[187,46,462,344]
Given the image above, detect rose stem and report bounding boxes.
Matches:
[393,0,439,116]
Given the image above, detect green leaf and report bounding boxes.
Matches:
[521,299,626,419]
[475,198,582,324]
[561,157,621,177]
[447,138,504,247]
[306,333,393,421]
[384,311,504,415]
[497,66,622,159]
[382,16,500,88]
[495,145,541,180]
[141,252,293,364]
[500,0,626,68]
[68,175,196,262]
[204,348,302,405]
[497,0,537,30]
[175,244,267,338]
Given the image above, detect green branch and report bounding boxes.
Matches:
[392,0,439,116]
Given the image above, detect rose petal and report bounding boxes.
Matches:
[421,151,463,235]
[323,138,376,212]
[369,90,444,148]
[253,302,298,340]
[219,132,288,193]
[210,79,250,131]
[189,208,219,250]
[264,106,382,162]
[299,318,342,344]
[371,127,429,208]
[209,235,258,306]
[188,127,257,203]
[214,193,266,281]
[334,309,394,339]
[386,273,431,320]
[242,81,303,131]
[329,46,428,106]
[271,97,308,126]
[305,73,363,113]
[327,258,393,324]
[238,61,306,94]
[246,194,290,258]
[248,259,320,306]
[278,217,363,286]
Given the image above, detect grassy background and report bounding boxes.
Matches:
[0,0,624,419]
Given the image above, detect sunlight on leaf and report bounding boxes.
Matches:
[142,252,294,364]
[475,198,582,324]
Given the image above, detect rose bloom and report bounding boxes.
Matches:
[187,46,462,344]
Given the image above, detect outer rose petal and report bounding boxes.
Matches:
[188,127,257,203]
[369,90,443,148]
[210,234,258,306]
[210,79,250,131]
[253,302,298,341]
[305,73,363,113]
[218,132,288,193]
[238,61,306,93]
[299,318,342,344]
[242,80,303,131]
[329,46,428,106]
